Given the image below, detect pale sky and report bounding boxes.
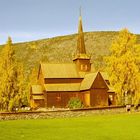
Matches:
[0,0,140,44]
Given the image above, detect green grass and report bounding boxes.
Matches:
[0,113,140,140]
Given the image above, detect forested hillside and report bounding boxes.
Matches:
[1,31,140,79]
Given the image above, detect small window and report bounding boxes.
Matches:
[85,65,87,70]
[81,64,88,71]
[81,64,84,70]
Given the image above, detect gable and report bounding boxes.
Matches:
[92,72,109,89]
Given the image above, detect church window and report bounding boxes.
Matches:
[85,65,87,70]
[81,64,84,70]
[81,64,88,71]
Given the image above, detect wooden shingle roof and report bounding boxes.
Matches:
[31,85,43,94]
[43,72,109,92]
[40,63,81,78]
[44,83,80,91]
[32,95,44,100]
[80,73,97,91]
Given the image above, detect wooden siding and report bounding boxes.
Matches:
[44,78,83,84]
[90,72,109,107]
[84,92,90,107]
[79,91,90,107]
[90,89,108,107]
[92,72,109,89]
[45,91,92,108]
[46,92,78,108]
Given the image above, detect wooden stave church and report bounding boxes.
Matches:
[30,15,116,108]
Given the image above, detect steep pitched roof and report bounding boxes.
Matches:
[31,85,43,94]
[73,13,90,61]
[43,72,109,92]
[32,95,45,100]
[44,83,80,91]
[80,73,97,91]
[80,72,109,91]
[40,63,81,78]
[77,14,86,54]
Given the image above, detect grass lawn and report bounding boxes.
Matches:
[0,113,140,140]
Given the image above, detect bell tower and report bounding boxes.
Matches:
[73,10,91,72]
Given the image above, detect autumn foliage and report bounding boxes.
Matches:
[105,29,140,105]
[0,37,27,111]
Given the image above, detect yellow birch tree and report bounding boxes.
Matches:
[105,29,140,105]
[0,37,27,111]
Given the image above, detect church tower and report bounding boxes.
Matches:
[73,12,91,72]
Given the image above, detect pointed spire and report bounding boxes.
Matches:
[78,6,83,33]
[77,8,86,54]
[73,9,91,72]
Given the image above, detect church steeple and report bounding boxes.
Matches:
[77,12,86,54]
[73,10,91,72]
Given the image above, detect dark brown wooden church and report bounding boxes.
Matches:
[30,15,116,108]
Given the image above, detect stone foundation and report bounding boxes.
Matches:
[0,107,130,121]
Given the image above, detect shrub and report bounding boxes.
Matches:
[68,97,83,109]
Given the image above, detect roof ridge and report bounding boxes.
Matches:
[41,62,76,65]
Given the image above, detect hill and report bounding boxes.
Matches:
[1,31,140,79]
